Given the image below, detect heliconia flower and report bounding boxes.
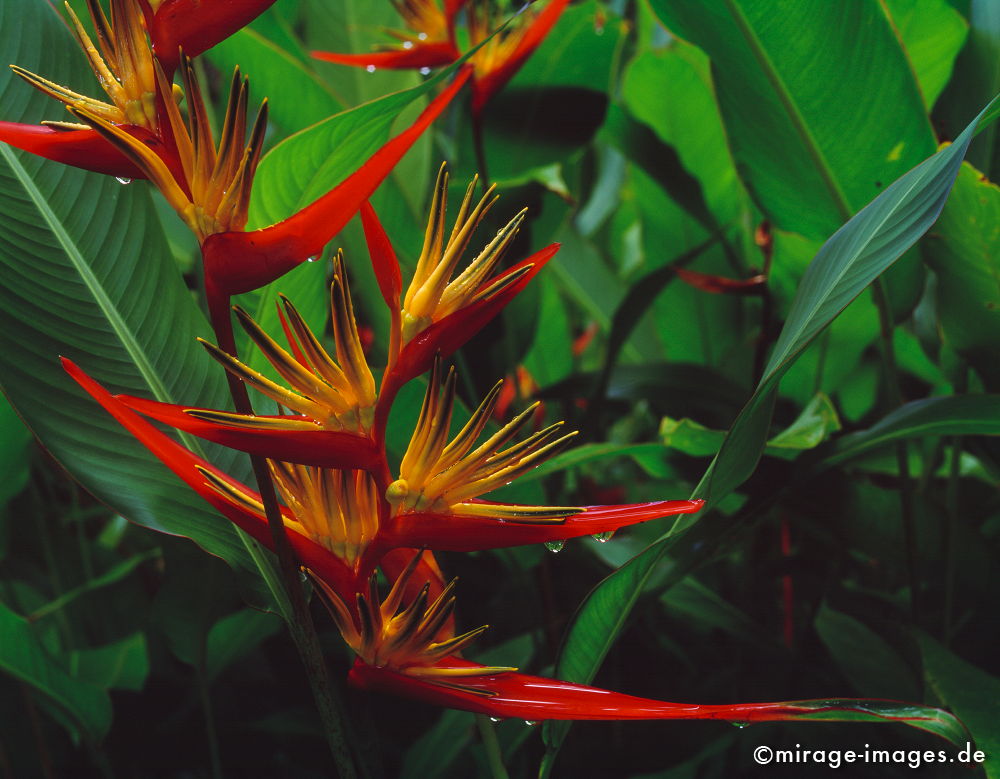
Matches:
[116,252,381,469]
[143,0,278,73]
[0,0,162,177]
[63,357,703,591]
[315,552,965,740]
[363,164,559,417]
[312,0,571,117]
[2,0,470,301]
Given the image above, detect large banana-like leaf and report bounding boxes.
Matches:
[0,0,276,605]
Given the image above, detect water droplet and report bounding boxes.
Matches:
[418,32,428,41]
[403,40,414,50]
[592,531,615,543]
[489,716,502,723]
[523,720,538,727]
[419,67,432,76]
[365,64,377,73]
[731,721,749,729]
[307,255,319,262]
[299,570,309,583]
[116,177,132,185]
[544,540,565,553]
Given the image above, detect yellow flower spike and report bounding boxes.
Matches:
[269,465,381,568]
[192,273,376,434]
[389,0,452,45]
[11,0,159,132]
[400,164,528,343]
[390,356,581,522]
[309,554,515,691]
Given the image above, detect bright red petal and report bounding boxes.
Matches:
[0,122,147,178]
[472,0,571,115]
[361,201,402,309]
[200,67,471,296]
[62,359,354,594]
[381,500,704,551]
[349,658,963,735]
[312,41,460,71]
[149,0,278,73]
[116,394,381,470]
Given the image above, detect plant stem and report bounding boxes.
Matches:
[871,280,918,620]
[208,292,360,778]
[475,715,510,779]
[195,666,223,779]
[942,367,967,646]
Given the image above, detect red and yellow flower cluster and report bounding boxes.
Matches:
[1,0,959,734]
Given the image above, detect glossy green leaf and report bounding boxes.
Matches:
[649,0,936,240]
[661,393,840,457]
[883,0,968,109]
[698,95,1000,505]
[920,633,1000,775]
[0,0,278,608]
[0,602,110,742]
[815,606,919,700]
[923,161,1000,389]
[821,395,1000,467]
[0,394,31,508]
[67,633,149,693]
[205,28,343,136]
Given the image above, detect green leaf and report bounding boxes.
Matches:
[923,161,1000,390]
[649,0,936,240]
[920,633,1000,775]
[205,28,343,136]
[0,602,110,742]
[67,633,149,693]
[698,95,1000,505]
[820,395,1000,467]
[0,393,31,508]
[883,0,969,109]
[205,608,282,681]
[660,393,840,457]
[815,606,919,700]
[0,0,278,607]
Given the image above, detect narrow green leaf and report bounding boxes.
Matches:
[0,602,111,742]
[821,395,1000,467]
[67,633,149,693]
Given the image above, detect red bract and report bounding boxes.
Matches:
[200,69,471,297]
[0,122,146,178]
[349,658,962,734]
[144,0,278,73]
[312,0,572,117]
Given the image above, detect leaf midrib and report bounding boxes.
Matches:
[0,144,206,453]
[723,0,854,222]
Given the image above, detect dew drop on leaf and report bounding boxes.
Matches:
[544,540,565,553]
[592,531,615,543]
[115,177,132,185]
[419,67,432,76]
[366,64,377,73]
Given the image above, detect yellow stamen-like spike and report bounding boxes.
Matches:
[197,338,336,421]
[330,252,377,412]
[401,164,530,343]
[183,408,320,432]
[309,555,517,687]
[393,357,582,522]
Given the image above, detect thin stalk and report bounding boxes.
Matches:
[207,287,360,778]
[475,715,510,779]
[472,114,491,191]
[195,666,224,779]
[943,368,967,646]
[20,683,54,779]
[871,280,918,620]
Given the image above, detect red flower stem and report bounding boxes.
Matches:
[206,280,360,778]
